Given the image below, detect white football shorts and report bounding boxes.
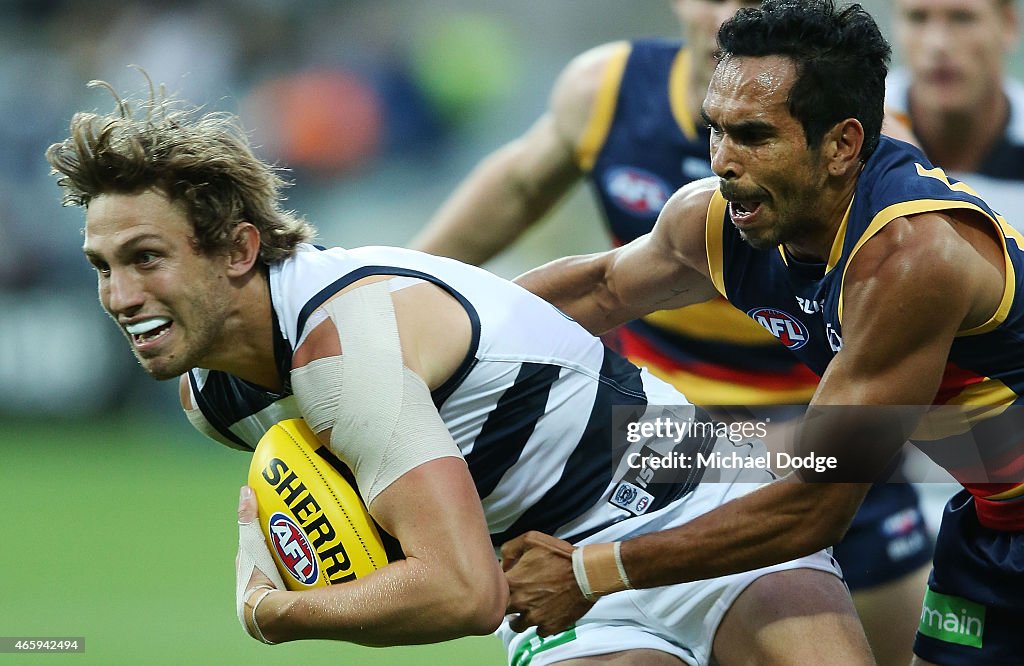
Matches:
[498,478,843,666]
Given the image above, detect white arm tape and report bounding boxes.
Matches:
[236,516,286,631]
[290,280,463,505]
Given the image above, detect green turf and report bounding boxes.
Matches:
[0,417,506,665]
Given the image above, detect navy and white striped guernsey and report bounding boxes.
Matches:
[185,244,712,545]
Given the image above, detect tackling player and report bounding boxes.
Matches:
[412,2,931,662]
[503,2,1024,665]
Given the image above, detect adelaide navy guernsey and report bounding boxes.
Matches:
[576,39,818,406]
[184,245,733,546]
[707,136,1024,530]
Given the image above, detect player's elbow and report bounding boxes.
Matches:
[803,483,867,550]
[451,561,508,635]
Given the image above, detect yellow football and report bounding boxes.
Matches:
[248,419,390,589]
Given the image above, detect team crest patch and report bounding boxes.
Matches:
[609,481,654,516]
[604,166,671,217]
[747,307,810,350]
[268,512,319,585]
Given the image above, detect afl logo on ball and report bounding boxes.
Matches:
[747,307,810,350]
[605,167,671,217]
[268,512,319,585]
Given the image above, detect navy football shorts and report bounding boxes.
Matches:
[832,482,933,591]
[913,489,1024,665]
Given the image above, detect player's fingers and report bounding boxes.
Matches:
[507,611,534,634]
[536,621,559,638]
[500,532,529,571]
[238,485,258,524]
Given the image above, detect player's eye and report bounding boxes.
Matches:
[902,9,927,25]
[948,10,978,26]
[136,251,160,266]
[88,259,110,277]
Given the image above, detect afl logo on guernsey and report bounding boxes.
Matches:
[268,512,319,585]
[747,307,810,350]
[605,166,671,217]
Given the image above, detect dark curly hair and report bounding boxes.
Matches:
[717,0,891,160]
[46,77,315,262]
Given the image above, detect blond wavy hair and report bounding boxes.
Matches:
[46,76,315,262]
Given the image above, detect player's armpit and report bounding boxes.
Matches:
[178,374,249,450]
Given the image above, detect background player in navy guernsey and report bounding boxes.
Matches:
[411,1,929,662]
[47,79,873,665]
[507,2,1024,665]
[887,0,1024,221]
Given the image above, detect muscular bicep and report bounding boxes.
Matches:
[820,219,979,406]
[604,180,721,317]
[800,215,988,479]
[367,456,496,581]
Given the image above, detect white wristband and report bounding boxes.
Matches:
[571,546,597,601]
[247,586,277,645]
[613,541,632,590]
[572,542,631,602]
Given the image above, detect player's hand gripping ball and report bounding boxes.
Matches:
[248,419,390,589]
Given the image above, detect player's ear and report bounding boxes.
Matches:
[227,222,261,277]
[824,118,864,178]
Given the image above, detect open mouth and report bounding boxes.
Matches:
[126,317,173,346]
[729,200,763,225]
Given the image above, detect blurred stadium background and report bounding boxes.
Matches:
[0,1,1004,663]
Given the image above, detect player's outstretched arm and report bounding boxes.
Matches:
[515,178,721,334]
[410,43,625,264]
[502,479,870,636]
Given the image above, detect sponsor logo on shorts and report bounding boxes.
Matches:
[609,481,655,516]
[883,508,927,561]
[883,508,921,536]
[268,512,319,585]
[605,167,671,217]
[510,627,578,666]
[747,307,810,350]
[918,589,985,649]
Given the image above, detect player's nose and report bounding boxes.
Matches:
[104,267,146,316]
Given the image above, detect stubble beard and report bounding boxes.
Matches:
[135,291,231,382]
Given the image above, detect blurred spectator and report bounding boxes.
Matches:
[886,0,1024,219]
